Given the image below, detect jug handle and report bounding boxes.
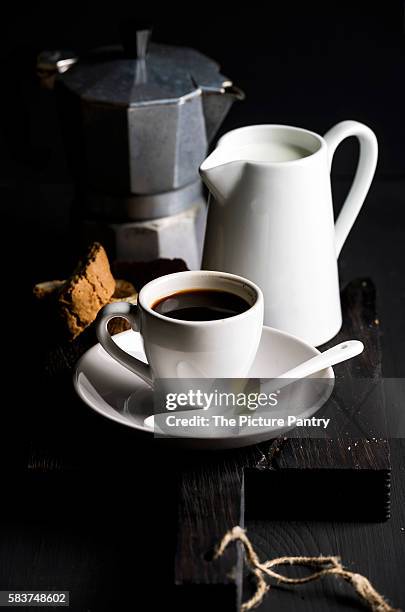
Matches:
[323,120,378,258]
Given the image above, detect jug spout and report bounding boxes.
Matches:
[199,153,246,203]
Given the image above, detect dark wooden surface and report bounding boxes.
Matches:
[175,455,245,610]
[247,440,405,611]
[245,278,390,523]
[174,278,390,611]
[1,177,404,612]
[247,180,405,612]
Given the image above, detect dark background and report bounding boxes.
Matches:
[0,2,404,281]
[0,2,404,611]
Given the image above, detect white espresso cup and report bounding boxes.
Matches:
[96,271,264,386]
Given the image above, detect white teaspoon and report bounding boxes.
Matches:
[265,339,364,390]
[144,340,364,428]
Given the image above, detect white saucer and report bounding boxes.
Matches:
[73,326,334,450]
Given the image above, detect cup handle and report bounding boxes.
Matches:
[323,120,378,258]
[96,302,153,386]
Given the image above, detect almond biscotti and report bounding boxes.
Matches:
[58,243,116,339]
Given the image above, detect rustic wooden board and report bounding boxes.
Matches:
[174,279,390,609]
[26,275,390,611]
[174,453,245,610]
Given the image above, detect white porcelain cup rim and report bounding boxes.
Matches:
[137,270,262,326]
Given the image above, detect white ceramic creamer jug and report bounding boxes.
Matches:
[200,122,378,346]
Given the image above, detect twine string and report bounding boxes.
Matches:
[214,526,399,612]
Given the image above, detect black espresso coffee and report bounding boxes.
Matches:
[152,289,251,321]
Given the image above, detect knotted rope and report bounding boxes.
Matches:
[215,526,399,612]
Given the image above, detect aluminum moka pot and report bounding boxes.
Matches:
[56,27,244,220]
